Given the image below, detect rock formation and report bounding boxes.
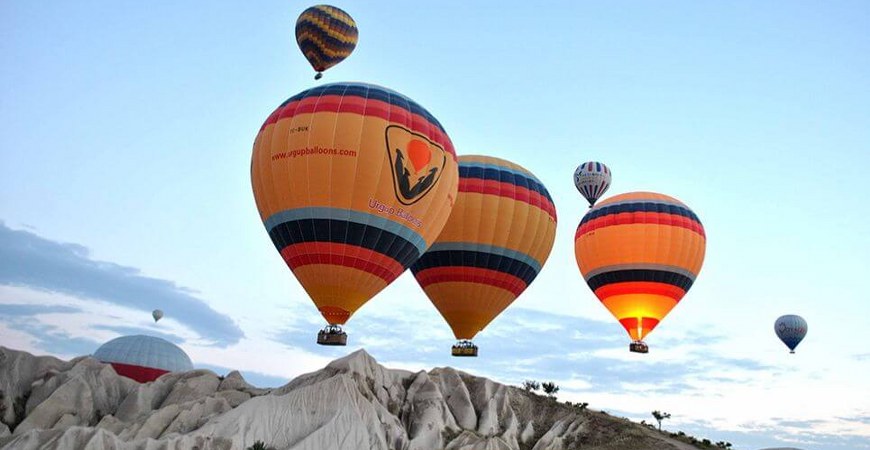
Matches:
[0,346,699,450]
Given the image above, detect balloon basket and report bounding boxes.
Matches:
[317,325,347,346]
[629,341,649,354]
[452,340,478,357]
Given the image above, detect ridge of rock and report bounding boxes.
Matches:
[0,346,700,450]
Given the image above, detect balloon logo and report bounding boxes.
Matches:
[386,125,447,205]
[775,314,807,354]
[407,139,431,173]
[575,192,706,353]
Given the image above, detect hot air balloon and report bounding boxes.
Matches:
[152,309,163,322]
[295,5,358,80]
[574,192,706,353]
[574,161,611,207]
[411,155,557,356]
[775,314,807,354]
[251,82,459,346]
[93,335,193,383]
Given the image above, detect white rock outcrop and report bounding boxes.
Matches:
[0,346,697,450]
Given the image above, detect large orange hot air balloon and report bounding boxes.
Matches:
[574,192,706,353]
[411,155,557,356]
[251,82,459,345]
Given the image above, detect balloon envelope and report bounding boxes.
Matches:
[152,309,163,322]
[411,155,557,340]
[94,335,192,383]
[574,192,706,342]
[251,82,459,327]
[775,314,807,353]
[574,161,611,207]
[295,5,358,78]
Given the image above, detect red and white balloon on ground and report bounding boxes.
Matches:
[93,335,193,383]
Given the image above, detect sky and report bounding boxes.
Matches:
[1,1,868,449]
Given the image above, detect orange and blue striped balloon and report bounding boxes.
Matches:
[411,155,557,341]
[574,192,706,342]
[295,5,358,79]
[251,82,458,327]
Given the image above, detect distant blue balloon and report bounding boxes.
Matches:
[775,315,807,353]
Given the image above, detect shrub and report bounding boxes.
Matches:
[541,382,560,398]
[651,410,671,431]
[247,441,268,450]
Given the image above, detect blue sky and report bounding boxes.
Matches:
[1,2,869,449]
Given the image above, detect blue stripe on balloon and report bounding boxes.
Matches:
[264,207,427,256]
[426,241,543,273]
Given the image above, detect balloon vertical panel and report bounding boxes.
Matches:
[252,82,458,326]
[412,155,557,340]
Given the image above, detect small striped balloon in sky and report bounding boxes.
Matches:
[573,161,611,207]
[295,4,358,79]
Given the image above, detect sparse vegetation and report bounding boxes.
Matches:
[651,410,671,431]
[540,381,559,398]
[664,429,732,449]
[246,440,271,450]
[572,401,588,412]
[522,380,540,392]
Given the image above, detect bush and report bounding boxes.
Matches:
[541,381,560,398]
[247,441,269,450]
[522,380,540,392]
[651,410,671,431]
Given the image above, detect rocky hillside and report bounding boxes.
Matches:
[0,346,702,450]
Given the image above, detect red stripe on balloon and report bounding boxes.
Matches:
[575,212,705,239]
[459,178,557,220]
[594,281,686,302]
[619,317,661,335]
[263,95,455,158]
[414,266,527,296]
[109,362,170,383]
[280,242,404,282]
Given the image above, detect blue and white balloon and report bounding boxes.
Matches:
[574,161,611,207]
